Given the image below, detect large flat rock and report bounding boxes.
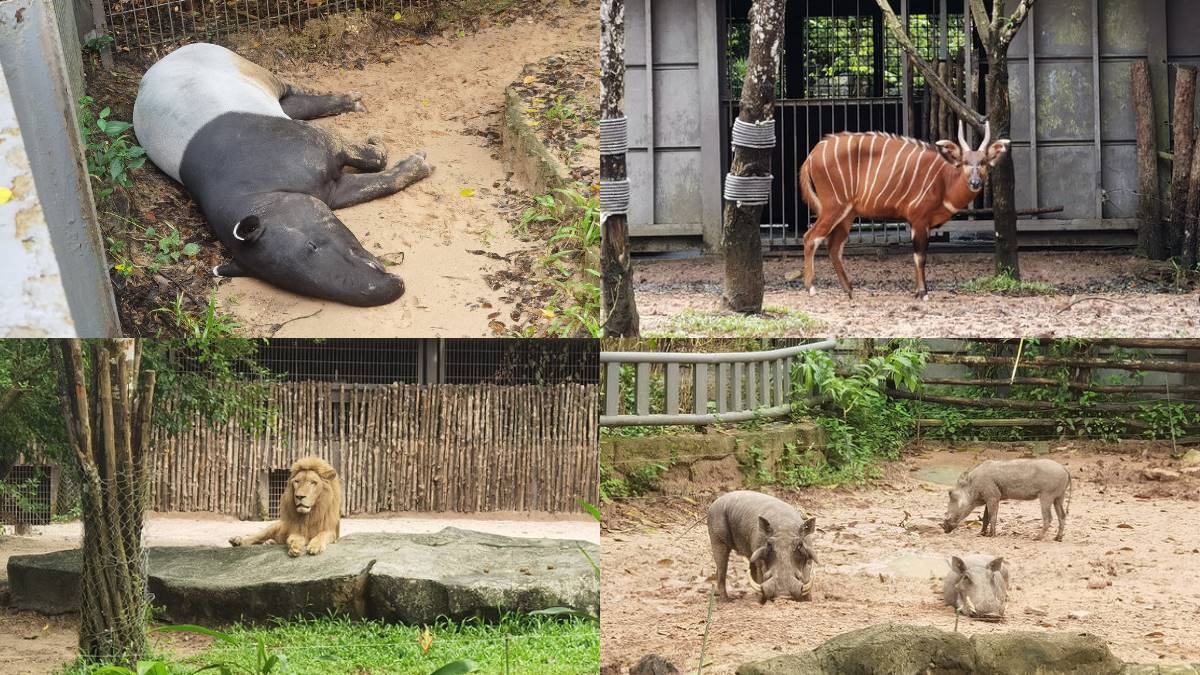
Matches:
[736,623,1126,675]
[7,527,598,625]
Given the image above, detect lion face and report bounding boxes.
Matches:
[289,469,328,515]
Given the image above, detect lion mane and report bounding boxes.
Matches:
[230,456,341,556]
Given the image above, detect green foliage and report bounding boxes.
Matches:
[724,14,965,99]
[0,339,274,466]
[83,35,115,52]
[517,188,600,337]
[177,614,594,675]
[542,95,580,123]
[599,462,667,501]
[78,96,146,200]
[143,225,201,275]
[787,345,927,485]
[961,272,1053,295]
[648,307,819,338]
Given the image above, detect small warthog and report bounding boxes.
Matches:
[942,458,1072,541]
[942,554,1010,621]
[707,490,817,603]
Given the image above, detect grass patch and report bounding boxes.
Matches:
[648,306,820,337]
[960,272,1053,296]
[516,187,600,337]
[65,614,598,674]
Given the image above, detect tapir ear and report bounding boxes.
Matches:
[936,140,963,165]
[757,516,772,535]
[988,557,1004,572]
[985,140,1011,166]
[233,215,264,244]
[950,556,967,574]
[799,516,817,537]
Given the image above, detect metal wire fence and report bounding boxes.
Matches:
[100,0,432,50]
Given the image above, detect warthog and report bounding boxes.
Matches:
[707,490,817,603]
[942,458,1072,541]
[942,554,1010,621]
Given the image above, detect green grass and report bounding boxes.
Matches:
[64,614,597,675]
[960,272,1053,296]
[648,306,821,337]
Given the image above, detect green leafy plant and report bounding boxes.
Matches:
[787,345,926,485]
[543,95,579,123]
[78,95,146,200]
[961,271,1053,295]
[142,224,201,274]
[517,187,600,337]
[156,292,242,342]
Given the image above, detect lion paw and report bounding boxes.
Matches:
[229,536,244,547]
[287,545,303,558]
[306,541,326,556]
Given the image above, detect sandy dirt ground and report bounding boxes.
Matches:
[600,443,1200,674]
[216,4,597,336]
[634,251,1200,337]
[0,511,598,674]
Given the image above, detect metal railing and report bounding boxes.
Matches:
[600,339,837,427]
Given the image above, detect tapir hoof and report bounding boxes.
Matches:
[808,286,817,297]
[350,92,367,113]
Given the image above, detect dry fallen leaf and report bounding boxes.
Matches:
[0,186,12,205]
[418,626,434,653]
[522,75,536,85]
[459,188,476,198]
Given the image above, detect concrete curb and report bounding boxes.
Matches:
[500,85,572,196]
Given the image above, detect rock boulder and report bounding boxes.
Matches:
[7,528,598,625]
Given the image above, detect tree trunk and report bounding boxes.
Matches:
[599,0,639,336]
[1132,60,1165,259]
[722,0,785,313]
[1170,66,1197,257]
[56,339,156,668]
[1184,125,1200,270]
[986,51,1020,278]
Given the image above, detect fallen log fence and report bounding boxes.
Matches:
[897,345,1200,440]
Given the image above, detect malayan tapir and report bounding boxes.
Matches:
[132,43,433,306]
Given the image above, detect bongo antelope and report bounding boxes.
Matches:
[798,120,1010,299]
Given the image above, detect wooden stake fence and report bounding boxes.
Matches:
[148,383,598,518]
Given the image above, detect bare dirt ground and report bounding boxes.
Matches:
[600,441,1200,674]
[218,4,597,336]
[0,511,598,674]
[634,251,1200,337]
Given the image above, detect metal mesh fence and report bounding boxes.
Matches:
[442,339,599,385]
[721,0,975,248]
[0,465,55,527]
[102,0,431,50]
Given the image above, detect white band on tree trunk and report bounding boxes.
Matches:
[599,117,628,155]
[600,178,631,214]
[731,118,776,149]
[723,173,773,206]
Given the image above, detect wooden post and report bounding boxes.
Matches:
[599,0,639,336]
[1169,66,1197,257]
[721,0,785,314]
[1132,59,1165,259]
[1185,122,1200,270]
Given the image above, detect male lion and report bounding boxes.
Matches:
[230,456,341,557]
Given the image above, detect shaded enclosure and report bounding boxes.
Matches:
[625,0,1197,253]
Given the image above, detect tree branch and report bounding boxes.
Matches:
[999,0,1036,48]
[968,0,992,46]
[874,0,986,130]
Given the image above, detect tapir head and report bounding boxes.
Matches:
[229,194,403,306]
